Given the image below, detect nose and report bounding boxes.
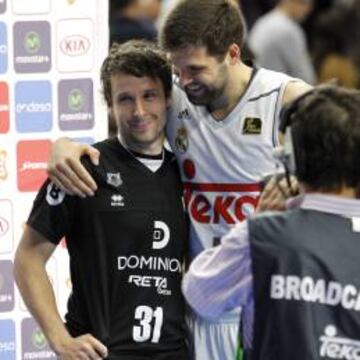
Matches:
[178,70,193,89]
[134,98,147,118]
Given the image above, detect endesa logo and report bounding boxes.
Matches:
[17,140,51,192]
[60,35,90,56]
[15,81,52,133]
[0,319,16,360]
[0,82,9,133]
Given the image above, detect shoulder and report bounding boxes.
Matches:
[250,68,294,96]
[249,209,301,233]
[81,138,127,175]
[281,81,313,106]
[164,148,180,171]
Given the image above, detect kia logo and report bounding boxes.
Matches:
[0,216,9,237]
[60,35,90,57]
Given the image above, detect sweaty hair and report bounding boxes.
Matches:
[160,0,246,59]
[100,40,172,107]
[288,86,360,191]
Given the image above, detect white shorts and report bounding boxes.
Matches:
[187,308,241,360]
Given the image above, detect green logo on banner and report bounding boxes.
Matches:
[32,328,47,349]
[24,32,41,54]
[68,89,84,111]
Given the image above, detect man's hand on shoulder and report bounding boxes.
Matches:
[47,138,99,198]
[53,333,108,360]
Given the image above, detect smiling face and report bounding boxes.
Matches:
[170,45,229,106]
[110,73,169,153]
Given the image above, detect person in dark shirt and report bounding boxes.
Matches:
[14,40,189,360]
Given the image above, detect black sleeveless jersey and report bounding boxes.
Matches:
[27,138,189,359]
[249,209,360,360]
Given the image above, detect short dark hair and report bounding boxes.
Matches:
[160,0,246,59]
[100,40,172,107]
[288,86,360,191]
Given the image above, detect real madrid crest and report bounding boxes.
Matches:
[107,172,122,188]
[175,127,189,154]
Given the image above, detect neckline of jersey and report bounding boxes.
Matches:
[201,67,260,129]
[108,137,171,177]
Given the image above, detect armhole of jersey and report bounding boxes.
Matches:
[272,78,292,146]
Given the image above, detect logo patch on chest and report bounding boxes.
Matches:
[242,117,262,134]
[111,194,124,207]
[177,108,191,120]
[107,172,122,187]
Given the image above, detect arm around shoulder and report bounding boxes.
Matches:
[47,137,100,197]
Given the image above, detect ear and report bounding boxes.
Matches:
[228,43,241,65]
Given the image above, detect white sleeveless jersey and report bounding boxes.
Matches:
[167,68,295,259]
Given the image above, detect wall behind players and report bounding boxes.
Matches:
[0,0,109,358]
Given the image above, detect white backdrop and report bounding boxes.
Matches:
[0,0,109,358]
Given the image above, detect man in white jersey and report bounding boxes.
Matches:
[47,1,311,358]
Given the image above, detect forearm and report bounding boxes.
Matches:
[14,248,71,351]
[183,222,253,318]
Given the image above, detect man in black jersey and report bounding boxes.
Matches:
[14,41,189,360]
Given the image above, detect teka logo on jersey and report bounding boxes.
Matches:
[15,81,52,132]
[0,319,16,359]
[0,82,9,133]
[184,182,260,224]
[60,35,90,56]
[152,221,170,249]
[0,149,7,181]
[17,140,51,192]
[320,325,360,359]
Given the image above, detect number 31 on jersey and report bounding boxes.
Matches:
[133,305,163,343]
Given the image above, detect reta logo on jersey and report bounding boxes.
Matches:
[184,182,260,224]
[17,140,51,192]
